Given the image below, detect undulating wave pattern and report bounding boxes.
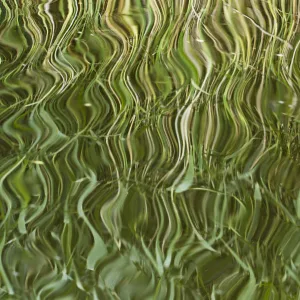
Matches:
[0,0,300,299]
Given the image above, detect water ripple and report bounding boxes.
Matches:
[0,0,300,298]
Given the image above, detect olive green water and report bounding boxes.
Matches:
[0,0,300,299]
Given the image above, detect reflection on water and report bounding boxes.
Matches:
[0,0,300,298]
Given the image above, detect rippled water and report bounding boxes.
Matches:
[0,0,300,298]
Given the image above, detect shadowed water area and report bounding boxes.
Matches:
[0,0,300,299]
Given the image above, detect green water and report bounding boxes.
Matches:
[0,0,300,299]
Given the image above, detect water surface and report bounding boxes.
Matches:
[0,0,300,299]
